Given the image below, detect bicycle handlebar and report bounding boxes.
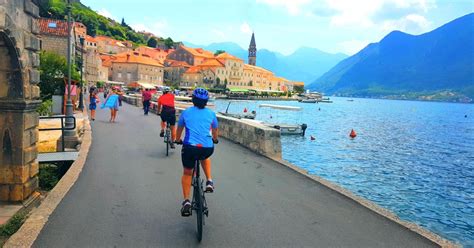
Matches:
[174,139,219,145]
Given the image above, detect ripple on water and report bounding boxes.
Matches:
[216,98,474,246]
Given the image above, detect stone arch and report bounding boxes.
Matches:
[0,31,24,99]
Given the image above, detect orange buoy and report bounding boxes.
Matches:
[310,135,316,141]
[244,107,248,113]
[349,129,357,138]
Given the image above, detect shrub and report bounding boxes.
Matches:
[37,99,53,116]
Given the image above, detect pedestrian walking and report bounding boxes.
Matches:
[142,88,152,115]
[103,87,108,99]
[101,89,120,122]
[89,89,100,121]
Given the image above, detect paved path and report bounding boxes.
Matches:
[34,102,437,247]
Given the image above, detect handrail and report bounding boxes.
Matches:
[39,115,76,152]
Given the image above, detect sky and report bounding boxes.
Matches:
[81,0,473,56]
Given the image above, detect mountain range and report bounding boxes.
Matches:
[184,41,347,84]
[308,13,474,102]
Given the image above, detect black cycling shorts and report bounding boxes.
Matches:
[181,145,214,169]
[160,106,176,126]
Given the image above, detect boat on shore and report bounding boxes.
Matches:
[219,101,256,119]
[258,104,307,135]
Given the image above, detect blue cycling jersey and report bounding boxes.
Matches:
[178,107,218,148]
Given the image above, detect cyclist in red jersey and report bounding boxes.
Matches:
[157,89,176,149]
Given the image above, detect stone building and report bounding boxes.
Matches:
[0,0,41,202]
[166,45,214,66]
[109,52,164,85]
[38,18,85,58]
[95,35,133,55]
[163,59,191,85]
[83,35,103,84]
[134,46,174,63]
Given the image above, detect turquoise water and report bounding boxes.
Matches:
[215,98,474,246]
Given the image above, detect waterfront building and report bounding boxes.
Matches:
[163,59,192,85]
[166,45,215,66]
[105,52,164,86]
[134,46,174,63]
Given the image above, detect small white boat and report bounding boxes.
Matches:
[258,104,307,136]
[219,100,256,119]
[299,98,317,103]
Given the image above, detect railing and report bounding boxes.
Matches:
[39,115,76,152]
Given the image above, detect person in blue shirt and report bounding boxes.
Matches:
[175,88,219,217]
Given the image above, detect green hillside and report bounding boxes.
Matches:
[37,0,174,47]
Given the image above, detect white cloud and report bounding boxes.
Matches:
[256,0,312,15]
[338,39,370,55]
[211,28,227,40]
[98,8,115,20]
[240,22,252,34]
[130,20,168,37]
[318,0,435,28]
[381,14,431,33]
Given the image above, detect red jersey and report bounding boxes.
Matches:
[142,91,152,101]
[158,93,175,107]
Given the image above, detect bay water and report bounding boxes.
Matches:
[215,97,474,246]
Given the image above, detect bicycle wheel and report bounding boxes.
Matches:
[195,179,203,242]
[165,128,170,156]
[166,134,169,156]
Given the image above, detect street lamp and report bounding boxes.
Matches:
[64,0,75,137]
[78,36,85,110]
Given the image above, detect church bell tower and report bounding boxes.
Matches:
[248,32,256,66]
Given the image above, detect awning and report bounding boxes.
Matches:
[228,88,249,93]
[138,82,157,89]
[257,89,284,93]
[106,80,125,85]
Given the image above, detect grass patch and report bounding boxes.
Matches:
[39,163,60,191]
[0,211,28,247]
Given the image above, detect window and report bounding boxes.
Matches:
[127,72,131,80]
[118,72,122,78]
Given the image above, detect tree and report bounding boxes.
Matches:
[293,85,305,93]
[147,37,158,48]
[164,37,174,49]
[39,51,80,101]
[214,50,225,56]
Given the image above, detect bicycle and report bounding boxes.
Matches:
[176,139,218,242]
[159,112,173,156]
[164,122,172,156]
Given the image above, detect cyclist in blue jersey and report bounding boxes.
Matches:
[175,88,219,216]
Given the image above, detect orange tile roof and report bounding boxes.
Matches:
[216,52,243,61]
[85,35,96,43]
[102,52,164,67]
[183,66,201,74]
[244,64,273,74]
[39,18,85,37]
[180,45,214,58]
[165,59,191,67]
[198,58,225,67]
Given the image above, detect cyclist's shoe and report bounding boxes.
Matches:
[159,130,164,137]
[205,180,214,193]
[181,199,192,217]
[170,142,176,149]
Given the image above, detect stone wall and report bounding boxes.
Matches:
[0,0,41,202]
[40,35,68,58]
[217,115,281,160]
[122,96,282,159]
